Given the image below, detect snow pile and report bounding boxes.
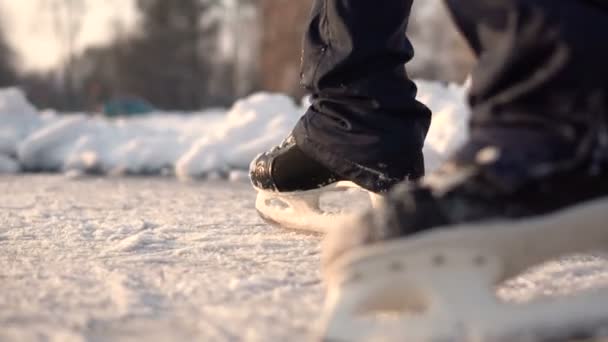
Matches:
[175,94,301,179]
[417,80,470,171]
[0,88,41,173]
[0,82,469,177]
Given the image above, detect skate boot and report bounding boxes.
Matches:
[320,133,608,341]
[250,134,388,234]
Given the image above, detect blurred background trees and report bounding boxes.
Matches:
[0,0,473,113]
[113,0,217,110]
[0,18,16,87]
[259,0,310,98]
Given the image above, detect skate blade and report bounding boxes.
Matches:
[320,196,608,341]
[256,209,324,237]
[255,181,385,234]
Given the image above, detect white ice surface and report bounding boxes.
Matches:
[0,81,469,177]
[0,176,321,342]
[1,176,608,341]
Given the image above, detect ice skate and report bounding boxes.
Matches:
[250,135,386,234]
[319,142,608,341]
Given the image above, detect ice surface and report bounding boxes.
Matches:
[0,81,469,177]
[0,176,322,341]
[1,176,608,341]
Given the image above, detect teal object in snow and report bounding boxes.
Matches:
[104,97,156,116]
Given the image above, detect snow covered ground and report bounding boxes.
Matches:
[1,176,608,341]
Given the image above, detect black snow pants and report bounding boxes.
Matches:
[292,0,608,192]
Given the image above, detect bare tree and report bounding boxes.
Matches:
[0,16,17,87]
[259,0,311,98]
[39,0,87,108]
[114,0,220,110]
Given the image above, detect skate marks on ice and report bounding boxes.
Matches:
[255,181,385,234]
[320,197,608,341]
[0,175,323,341]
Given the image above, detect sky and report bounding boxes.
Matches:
[0,0,138,71]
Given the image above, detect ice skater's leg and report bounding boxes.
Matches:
[250,0,433,231]
[445,0,608,184]
[325,0,608,273]
[320,2,608,339]
[293,0,432,192]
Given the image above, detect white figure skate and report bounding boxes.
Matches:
[319,166,608,341]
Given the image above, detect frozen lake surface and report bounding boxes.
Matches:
[1,175,608,341]
[0,175,323,341]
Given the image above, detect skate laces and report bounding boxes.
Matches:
[269,135,296,154]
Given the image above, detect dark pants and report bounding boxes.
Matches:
[293,0,608,192]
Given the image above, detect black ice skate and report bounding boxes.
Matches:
[320,138,608,341]
[250,134,386,233]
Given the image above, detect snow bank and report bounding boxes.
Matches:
[0,82,470,177]
[417,80,470,171]
[175,94,301,179]
[0,154,19,173]
[0,88,41,171]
